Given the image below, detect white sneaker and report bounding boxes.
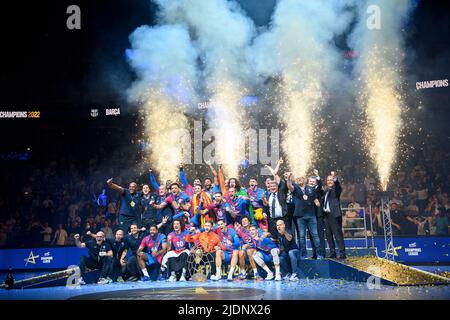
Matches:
[275,273,282,281]
[211,274,221,281]
[265,272,274,281]
[78,277,86,285]
[179,275,187,282]
[289,273,299,282]
[168,275,177,282]
[97,278,108,285]
[238,271,247,280]
[227,274,233,281]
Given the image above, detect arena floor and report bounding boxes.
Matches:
[1,278,449,300]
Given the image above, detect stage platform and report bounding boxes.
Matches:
[1,277,450,300]
[1,248,449,299]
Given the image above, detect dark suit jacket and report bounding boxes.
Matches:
[292,184,318,217]
[266,179,288,218]
[321,179,342,218]
[315,178,324,217]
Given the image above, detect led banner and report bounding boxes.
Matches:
[0,247,87,270]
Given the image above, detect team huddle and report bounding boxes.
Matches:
[73,159,346,285]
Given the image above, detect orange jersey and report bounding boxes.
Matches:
[186,231,221,253]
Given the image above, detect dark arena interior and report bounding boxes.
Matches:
[0,0,449,312]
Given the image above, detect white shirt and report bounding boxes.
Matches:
[324,189,331,213]
[269,192,283,218]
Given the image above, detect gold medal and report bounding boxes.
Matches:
[130,201,136,207]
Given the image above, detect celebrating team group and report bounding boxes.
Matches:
[73,159,346,285]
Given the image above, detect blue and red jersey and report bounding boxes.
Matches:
[207,201,232,225]
[247,187,265,209]
[215,227,240,252]
[225,195,250,223]
[163,192,190,217]
[140,233,167,264]
[167,230,190,253]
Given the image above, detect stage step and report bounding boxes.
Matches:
[298,256,450,286]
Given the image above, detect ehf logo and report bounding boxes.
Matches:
[90,109,99,117]
[24,251,40,266]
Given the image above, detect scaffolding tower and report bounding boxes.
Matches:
[380,195,395,261]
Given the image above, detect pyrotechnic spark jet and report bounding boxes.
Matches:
[280,78,323,177]
[350,0,415,191]
[209,83,245,178]
[142,90,190,183]
[255,0,346,179]
[361,49,403,191]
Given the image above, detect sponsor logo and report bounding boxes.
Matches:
[41,252,54,264]
[90,109,99,117]
[106,108,120,116]
[24,251,40,266]
[405,242,422,256]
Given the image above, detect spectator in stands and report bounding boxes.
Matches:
[390,203,404,235]
[434,207,449,235]
[40,222,52,246]
[67,220,83,245]
[406,200,420,217]
[52,224,68,246]
[343,203,360,237]
[101,220,114,239]
[415,182,429,215]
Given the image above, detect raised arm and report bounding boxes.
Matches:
[331,171,342,198]
[179,163,188,188]
[286,172,295,193]
[273,158,283,176]
[265,158,283,185]
[148,169,159,191]
[107,178,125,195]
[218,164,226,194]
[207,162,219,186]
[74,234,86,249]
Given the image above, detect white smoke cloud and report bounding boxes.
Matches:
[247,0,354,177]
[155,0,257,177]
[126,24,199,181]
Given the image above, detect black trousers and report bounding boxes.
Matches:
[124,255,140,278]
[79,255,112,279]
[309,215,326,257]
[141,217,158,229]
[323,213,346,256]
[168,252,189,274]
[119,215,139,233]
[286,204,295,229]
[109,257,127,281]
